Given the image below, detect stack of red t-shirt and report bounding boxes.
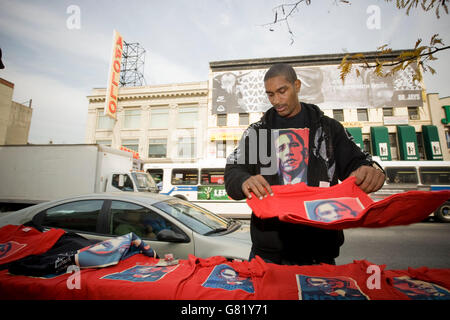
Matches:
[1,251,450,299]
[216,256,405,300]
[2,223,449,300]
[0,225,65,266]
[246,177,450,229]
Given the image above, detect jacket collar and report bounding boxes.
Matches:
[260,102,324,129]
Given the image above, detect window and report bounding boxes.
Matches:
[122,139,139,152]
[201,169,225,185]
[389,133,398,160]
[408,107,420,120]
[416,132,425,160]
[110,200,183,240]
[357,109,368,121]
[383,108,394,117]
[177,106,198,128]
[171,169,198,185]
[40,200,104,233]
[147,169,163,185]
[217,114,227,126]
[216,140,226,158]
[363,134,372,154]
[333,109,344,122]
[446,129,450,149]
[419,167,450,185]
[148,138,167,158]
[111,174,134,192]
[178,136,196,158]
[385,167,418,185]
[97,110,114,130]
[153,198,227,235]
[124,109,141,129]
[239,113,249,126]
[150,107,169,129]
[96,140,112,147]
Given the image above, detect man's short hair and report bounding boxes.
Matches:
[264,63,298,84]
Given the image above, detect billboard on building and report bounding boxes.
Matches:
[211,64,423,114]
[104,30,123,120]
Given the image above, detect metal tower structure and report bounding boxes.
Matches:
[119,41,146,87]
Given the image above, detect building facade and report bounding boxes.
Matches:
[86,81,209,163]
[86,51,449,163]
[427,93,450,161]
[0,78,33,145]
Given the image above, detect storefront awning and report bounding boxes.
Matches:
[422,125,443,160]
[210,130,243,141]
[370,126,391,161]
[345,127,363,149]
[397,125,419,161]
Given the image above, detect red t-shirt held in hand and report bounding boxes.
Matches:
[246,177,450,229]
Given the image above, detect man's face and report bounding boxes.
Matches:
[265,75,301,118]
[316,203,341,222]
[276,132,304,173]
[221,73,236,93]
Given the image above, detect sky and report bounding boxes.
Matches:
[0,0,449,144]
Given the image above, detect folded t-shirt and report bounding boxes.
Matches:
[247,177,450,229]
[0,225,65,265]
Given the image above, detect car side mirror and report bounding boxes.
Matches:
[156,229,188,243]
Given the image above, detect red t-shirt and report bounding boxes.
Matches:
[229,257,407,300]
[0,225,65,265]
[247,177,450,229]
[385,267,450,300]
[1,251,449,300]
[0,254,192,300]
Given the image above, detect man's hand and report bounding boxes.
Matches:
[242,175,274,200]
[350,165,385,193]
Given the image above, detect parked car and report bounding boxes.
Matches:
[0,192,251,260]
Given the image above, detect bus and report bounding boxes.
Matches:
[371,159,450,223]
[144,159,251,218]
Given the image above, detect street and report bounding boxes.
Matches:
[336,220,450,269]
[238,218,450,269]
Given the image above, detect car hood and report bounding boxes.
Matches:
[220,222,251,243]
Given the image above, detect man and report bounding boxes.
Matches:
[312,200,358,223]
[224,63,385,266]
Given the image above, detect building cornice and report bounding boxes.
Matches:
[209,49,413,71]
[87,81,208,102]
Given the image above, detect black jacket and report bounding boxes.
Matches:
[224,103,374,264]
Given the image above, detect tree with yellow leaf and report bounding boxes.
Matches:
[265,0,449,83]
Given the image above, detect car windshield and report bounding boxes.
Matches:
[153,198,229,235]
[131,172,158,192]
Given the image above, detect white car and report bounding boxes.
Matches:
[0,192,251,260]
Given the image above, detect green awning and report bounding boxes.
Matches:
[397,125,419,161]
[346,127,363,150]
[422,125,443,160]
[370,126,391,161]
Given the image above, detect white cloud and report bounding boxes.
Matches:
[2,64,89,144]
[0,0,111,64]
[144,51,204,85]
